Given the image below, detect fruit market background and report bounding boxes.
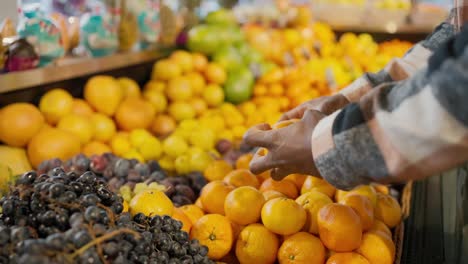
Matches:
[0,0,457,264]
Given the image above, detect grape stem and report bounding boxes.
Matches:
[68,228,141,259]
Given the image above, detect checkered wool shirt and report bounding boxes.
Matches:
[312,2,468,190]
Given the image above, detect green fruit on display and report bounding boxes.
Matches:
[213,46,244,73]
[205,8,237,26]
[224,67,255,104]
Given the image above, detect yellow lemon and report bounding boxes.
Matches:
[122,149,145,163]
[144,80,166,94]
[110,132,131,156]
[39,88,73,125]
[166,77,193,102]
[159,155,175,171]
[186,72,206,95]
[189,128,216,151]
[163,135,189,157]
[57,114,94,144]
[175,155,191,174]
[129,129,153,148]
[168,102,196,121]
[143,90,168,114]
[138,137,162,161]
[90,113,116,143]
[129,189,174,216]
[118,77,141,98]
[189,151,214,172]
[203,84,225,107]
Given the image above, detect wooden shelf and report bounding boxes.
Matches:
[0,50,169,94]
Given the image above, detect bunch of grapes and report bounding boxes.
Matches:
[0,169,213,264]
[38,154,208,207]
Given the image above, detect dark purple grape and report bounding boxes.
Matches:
[127,170,143,182]
[171,195,192,206]
[175,185,196,202]
[84,206,102,223]
[72,154,90,171]
[78,171,97,184]
[49,183,65,198]
[147,160,162,173]
[90,155,108,174]
[72,230,91,248]
[134,163,150,178]
[215,139,232,155]
[20,171,37,185]
[114,159,131,178]
[80,194,100,207]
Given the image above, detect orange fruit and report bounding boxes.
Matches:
[224,186,266,225]
[143,90,168,114]
[152,59,182,81]
[115,98,155,131]
[223,169,260,188]
[151,114,177,138]
[340,194,374,231]
[271,119,300,130]
[129,189,174,217]
[166,76,193,102]
[82,141,112,157]
[39,88,73,125]
[236,223,279,264]
[263,190,286,201]
[356,231,396,264]
[230,221,244,242]
[172,208,193,233]
[317,203,362,252]
[144,80,166,94]
[57,114,94,144]
[191,214,233,260]
[90,113,116,143]
[189,97,208,116]
[179,205,205,225]
[374,193,402,228]
[334,190,348,203]
[371,184,390,195]
[261,197,306,235]
[278,232,326,264]
[204,160,233,182]
[301,176,336,198]
[236,153,253,170]
[84,76,123,116]
[285,174,308,189]
[0,103,44,147]
[257,170,271,183]
[71,99,94,117]
[295,191,333,234]
[349,186,378,207]
[204,63,227,85]
[369,219,392,238]
[260,178,298,199]
[170,50,194,73]
[326,252,370,264]
[269,83,284,96]
[27,128,81,168]
[253,83,268,97]
[118,77,141,98]
[192,52,208,72]
[200,181,235,215]
[195,198,204,210]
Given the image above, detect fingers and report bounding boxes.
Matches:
[278,107,306,122]
[302,109,326,125]
[243,123,274,148]
[249,150,275,175]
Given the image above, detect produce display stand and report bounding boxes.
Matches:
[0,47,416,264]
[0,49,170,107]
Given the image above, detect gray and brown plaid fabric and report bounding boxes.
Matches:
[311,8,468,190]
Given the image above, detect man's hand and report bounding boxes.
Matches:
[243,110,325,180]
[279,94,349,121]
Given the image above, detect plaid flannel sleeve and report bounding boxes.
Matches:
[312,33,468,190]
[339,23,455,103]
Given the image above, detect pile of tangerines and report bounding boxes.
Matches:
[175,151,403,264]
